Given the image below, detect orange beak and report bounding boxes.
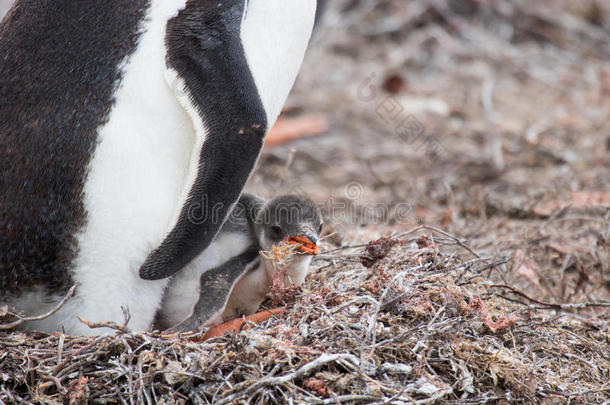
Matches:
[287,235,319,255]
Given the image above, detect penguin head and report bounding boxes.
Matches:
[255,195,323,255]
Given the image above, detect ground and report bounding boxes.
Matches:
[253,0,609,311]
[1,1,609,404]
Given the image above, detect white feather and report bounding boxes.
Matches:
[240,0,317,125]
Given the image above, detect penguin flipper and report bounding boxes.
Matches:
[139,2,267,280]
[175,246,261,332]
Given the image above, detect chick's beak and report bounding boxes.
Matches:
[287,230,319,255]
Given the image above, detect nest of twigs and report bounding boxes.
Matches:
[1,227,608,404]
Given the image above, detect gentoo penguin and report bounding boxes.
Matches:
[0,1,317,335]
[155,194,323,331]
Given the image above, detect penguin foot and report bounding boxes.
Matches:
[197,307,286,341]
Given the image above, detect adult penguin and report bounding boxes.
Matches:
[0,0,317,335]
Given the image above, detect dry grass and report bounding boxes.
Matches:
[1,228,608,404]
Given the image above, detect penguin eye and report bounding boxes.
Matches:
[270,225,283,239]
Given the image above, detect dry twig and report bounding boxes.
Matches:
[0,284,77,330]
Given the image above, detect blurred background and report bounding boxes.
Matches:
[2,0,608,310]
[247,0,610,307]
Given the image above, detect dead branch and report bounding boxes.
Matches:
[0,284,77,330]
[490,284,610,310]
[396,225,481,258]
[215,354,360,405]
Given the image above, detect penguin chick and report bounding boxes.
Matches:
[155,194,322,331]
[221,195,323,322]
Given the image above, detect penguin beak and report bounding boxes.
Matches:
[287,229,319,255]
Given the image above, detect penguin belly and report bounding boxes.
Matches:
[5,2,194,335]
[221,260,270,321]
[64,3,195,335]
[221,255,313,321]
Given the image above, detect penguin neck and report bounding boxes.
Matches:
[262,254,313,287]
